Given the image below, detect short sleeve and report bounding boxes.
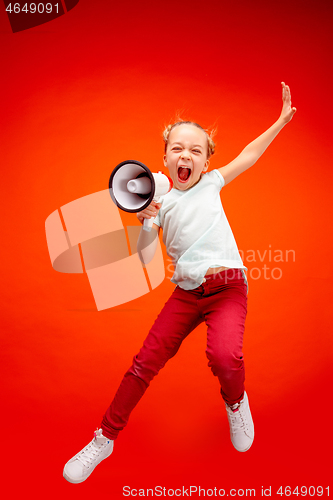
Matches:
[152,210,161,227]
[211,169,225,191]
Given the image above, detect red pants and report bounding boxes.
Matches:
[101,268,248,440]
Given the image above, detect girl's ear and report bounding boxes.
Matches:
[163,154,167,166]
[203,159,210,171]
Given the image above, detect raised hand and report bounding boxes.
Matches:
[280,82,297,124]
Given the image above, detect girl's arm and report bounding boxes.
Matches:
[136,201,161,265]
[218,82,296,186]
[137,225,160,265]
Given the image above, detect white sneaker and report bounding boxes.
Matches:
[225,392,254,452]
[63,429,114,483]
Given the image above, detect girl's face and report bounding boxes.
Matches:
[164,124,209,191]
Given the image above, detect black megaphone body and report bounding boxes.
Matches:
[109,160,173,231]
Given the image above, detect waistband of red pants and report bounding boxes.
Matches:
[203,268,244,282]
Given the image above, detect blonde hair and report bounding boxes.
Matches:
[163,120,216,159]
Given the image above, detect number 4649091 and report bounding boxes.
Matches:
[277,486,329,496]
[6,3,59,14]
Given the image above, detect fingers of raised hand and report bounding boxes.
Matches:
[280,82,296,122]
[281,82,291,103]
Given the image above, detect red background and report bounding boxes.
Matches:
[1,0,332,497]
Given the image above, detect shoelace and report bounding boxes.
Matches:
[77,440,106,467]
[228,406,249,433]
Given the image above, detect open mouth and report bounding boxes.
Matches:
[178,166,191,182]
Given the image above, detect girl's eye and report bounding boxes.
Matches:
[172,147,181,151]
[193,149,201,154]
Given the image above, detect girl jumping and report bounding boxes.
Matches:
[63,82,296,483]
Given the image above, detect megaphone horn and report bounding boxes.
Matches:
[109,160,173,231]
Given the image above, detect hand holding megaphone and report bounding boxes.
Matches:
[109,160,173,231]
[136,200,162,227]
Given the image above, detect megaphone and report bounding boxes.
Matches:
[109,160,173,231]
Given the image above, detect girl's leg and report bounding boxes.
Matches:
[101,286,203,439]
[201,269,248,406]
[200,269,253,452]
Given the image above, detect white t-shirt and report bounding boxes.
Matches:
[153,169,247,290]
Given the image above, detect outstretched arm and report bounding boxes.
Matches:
[218,82,297,186]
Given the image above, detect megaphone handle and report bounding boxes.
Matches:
[143,218,154,232]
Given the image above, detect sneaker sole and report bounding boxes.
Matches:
[234,438,254,453]
[63,469,90,484]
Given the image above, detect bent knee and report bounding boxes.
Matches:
[206,350,243,375]
[128,345,178,383]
